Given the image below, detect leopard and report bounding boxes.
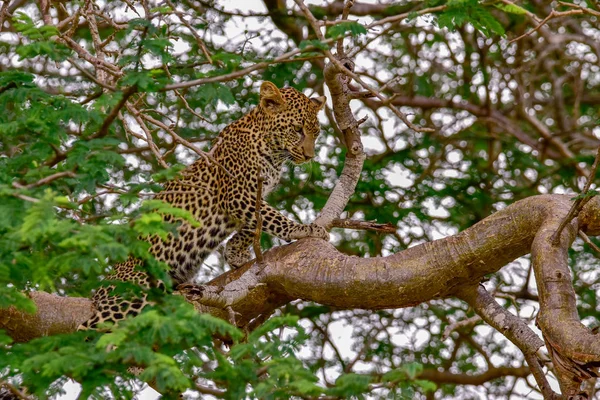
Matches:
[79,81,329,330]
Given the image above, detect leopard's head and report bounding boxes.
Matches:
[259,81,326,165]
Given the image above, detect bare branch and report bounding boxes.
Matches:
[330,218,396,233]
[162,47,321,91]
[551,145,600,245]
[165,0,215,65]
[336,0,355,55]
[509,9,559,43]
[59,36,123,77]
[510,3,600,43]
[0,382,32,400]
[13,171,76,189]
[139,112,232,177]
[294,0,434,134]
[94,86,138,139]
[578,231,600,254]
[456,285,558,399]
[254,171,265,265]
[125,103,169,168]
[442,315,482,340]
[193,383,225,397]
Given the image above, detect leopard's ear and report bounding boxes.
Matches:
[260,81,286,114]
[310,95,326,110]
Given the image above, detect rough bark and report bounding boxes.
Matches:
[0,292,94,343]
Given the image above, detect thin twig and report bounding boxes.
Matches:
[85,0,108,84]
[10,192,40,203]
[578,231,600,254]
[162,65,208,122]
[140,113,233,178]
[165,0,215,65]
[0,381,32,400]
[442,315,482,340]
[0,1,11,30]
[59,35,122,76]
[14,171,76,189]
[330,218,396,233]
[557,1,600,16]
[551,146,600,245]
[509,2,599,44]
[162,46,314,91]
[509,10,557,43]
[125,104,169,168]
[336,0,355,55]
[67,58,117,91]
[77,189,114,205]
[194,382,226,397]
[294,0,435,133]
[94,86,138,139]
[254,170,265,265]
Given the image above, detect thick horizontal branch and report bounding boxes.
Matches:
[0,292,94,343]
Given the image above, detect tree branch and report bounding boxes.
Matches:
[331,218,396,233]
[6,194,600,342]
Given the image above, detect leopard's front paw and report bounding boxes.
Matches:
[289,224,329,241]
[176,282,206,301]
[225,246,251,269]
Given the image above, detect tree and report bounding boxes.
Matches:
[1,0,599,399]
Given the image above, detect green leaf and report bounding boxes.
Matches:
[327,373,372,397]
[0,70,35,87]
[0,287,36,313]
[298,39,330,50]
[415,379,437,392]
[494,3,528,15]
[16,42,71,62]
[326,21,367,39]
[151,165,186,183]
[402,362,423,380]
[140,199,201,228]
[436,0,505,37]
[120,71,166,91]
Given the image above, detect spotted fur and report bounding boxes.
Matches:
[79,82,329,329]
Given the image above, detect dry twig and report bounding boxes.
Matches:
[578,231,600,254]
[165,0,215,65]
[13,171,76,189]
[254,171,265,265]
[94,86,138,139]
[551,146,600,245]
[125,103,170,168]
[442,315,482,340]
[330,219,396,233]
[294,0,435,134]
[0,382,32,400]
[140,112,232,177]
[510,2,600,43]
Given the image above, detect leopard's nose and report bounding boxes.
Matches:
[302,142,315,159]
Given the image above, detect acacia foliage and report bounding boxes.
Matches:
[0,0,599,399]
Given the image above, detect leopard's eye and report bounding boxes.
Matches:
[294,124,303,133]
